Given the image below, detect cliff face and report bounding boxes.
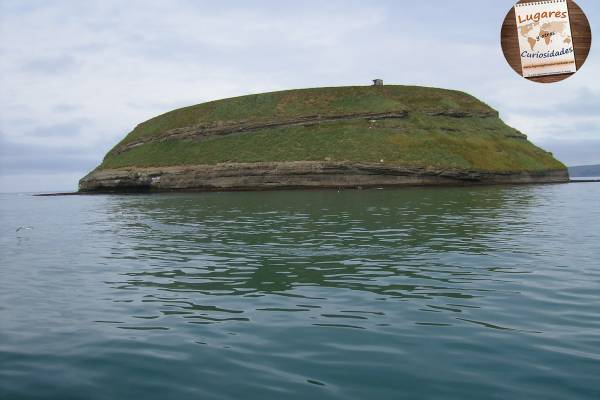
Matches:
[79,162,568,192]
[80,85,568,192]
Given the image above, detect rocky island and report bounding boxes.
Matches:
[79,84,568,192]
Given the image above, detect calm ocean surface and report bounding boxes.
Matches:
[1,183,599,399]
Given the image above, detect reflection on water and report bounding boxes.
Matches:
[101,187,546,331]
[1,185,599,399]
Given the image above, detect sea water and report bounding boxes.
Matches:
[1,183,599,399]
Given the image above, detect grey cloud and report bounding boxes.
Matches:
[536,138,600,166]
[0,0,46,15]
[0,136,97,175]
[52,104,81,113]
[536,120,600,138]
[21,54,79,75]
[503,87,600,118]
[560,88,600,116]
[26,119,88,137]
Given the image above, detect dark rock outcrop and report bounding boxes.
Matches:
[79,162,569,192]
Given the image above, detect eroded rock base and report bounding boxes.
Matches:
[79,162,569,193]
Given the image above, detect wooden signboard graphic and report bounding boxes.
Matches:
[501,0,592,83]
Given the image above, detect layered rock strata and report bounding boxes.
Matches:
[79,162,569,192]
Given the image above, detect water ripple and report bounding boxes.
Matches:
[1,185,600,399]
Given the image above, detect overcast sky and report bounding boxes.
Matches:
[0,0,598,192]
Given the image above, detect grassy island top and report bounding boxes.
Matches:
[98,85,565,173]
[120,86,494,144]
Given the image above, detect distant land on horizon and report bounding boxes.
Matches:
[568,164,600,177]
